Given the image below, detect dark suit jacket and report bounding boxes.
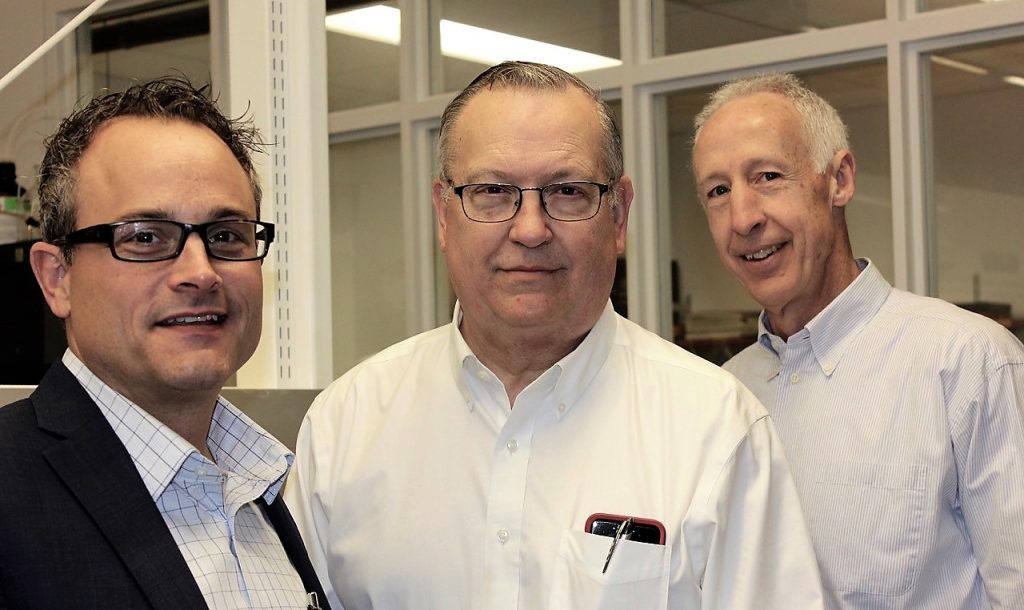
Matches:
[0,362,330,609]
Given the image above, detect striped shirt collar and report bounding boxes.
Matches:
[62,350,292,503]
[758,258,890,374]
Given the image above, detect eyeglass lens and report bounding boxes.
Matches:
[113,220,267,260]
[461,182,604,222]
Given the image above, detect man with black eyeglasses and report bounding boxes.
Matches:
[285,61,824,609]
[0,77,329,609]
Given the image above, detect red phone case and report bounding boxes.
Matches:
[585,512,666,545]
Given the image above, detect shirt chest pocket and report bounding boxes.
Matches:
[809,461,927,597]
[548,529,671,610]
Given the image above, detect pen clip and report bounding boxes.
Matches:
[602,516,634,574]
[307,592,322,610]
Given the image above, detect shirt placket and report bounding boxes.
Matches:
[775,332,815,421]
[477,368,556,610]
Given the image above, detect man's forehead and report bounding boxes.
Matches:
[73,117,256,223]
[449,87,602,169]
[707,92,801,134]
[458,85,594,122]
[696,94,807,156]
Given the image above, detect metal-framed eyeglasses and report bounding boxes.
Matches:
[53,219,275,262]
[451,180,611,223]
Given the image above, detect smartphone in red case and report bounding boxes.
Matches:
[585,512,666,545]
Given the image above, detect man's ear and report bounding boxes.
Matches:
[611,176,634,255]
[830,149,857,209]
[432,179,450,252]
[29,242,71,319]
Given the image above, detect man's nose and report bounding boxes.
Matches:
[508,190,553,248]
[169,232,222,291]
[730,184,766,236]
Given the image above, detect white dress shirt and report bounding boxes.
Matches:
[285,301,825,609]
[65,350,309,610]
[725,260,1024,609]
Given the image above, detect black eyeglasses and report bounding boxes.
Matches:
[451,181,610,223]
[54,219,275,262]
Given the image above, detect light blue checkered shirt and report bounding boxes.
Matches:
[725,259,1024,609]
[64,350,309,609]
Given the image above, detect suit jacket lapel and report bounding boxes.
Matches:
[34,363,207,610]
[260,496,331,608]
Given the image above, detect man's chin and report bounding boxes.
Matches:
[739,277,794,312]
[158,358,235,393]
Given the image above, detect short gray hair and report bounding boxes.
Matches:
[437,61,622,185]
[693,72,848,173]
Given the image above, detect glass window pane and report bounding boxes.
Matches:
[0,1,215,385]
[657,0,884,56]
[325,1,400,111]
[433,0,620,95]
[329,135,408,375]
[662,62,890,363]
[83,1,210,98]
[930,38,1024,340]
[920,0,1020,10]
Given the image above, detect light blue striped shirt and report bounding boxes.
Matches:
[64,350,308,609]
[725,259,1024,609]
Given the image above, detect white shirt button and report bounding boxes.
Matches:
[506,439,519,453]
[790,373,800,384]
[476,369,488,381]
[823,362,835,373]
[497,529,510,544]
[557,402,567,414]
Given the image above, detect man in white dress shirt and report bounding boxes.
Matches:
[285,60,825,609]
[691,72,1024,608]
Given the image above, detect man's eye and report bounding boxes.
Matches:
[211,229,241,243]
[125,230,160,244]
[706,185,729,198]
[762,171,782,181]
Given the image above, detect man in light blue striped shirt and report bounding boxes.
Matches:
[691,72,1024,609]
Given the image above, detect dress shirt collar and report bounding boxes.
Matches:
[756,258,890,377]
[62,349,293,503]
[448,300,617,418]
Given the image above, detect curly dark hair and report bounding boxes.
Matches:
[37,76,264,261]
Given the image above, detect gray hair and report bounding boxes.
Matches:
[693,72,849,173]
[37,76,264,261]
[437,60,623,185]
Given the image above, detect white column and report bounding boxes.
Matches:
[215,0,333,389]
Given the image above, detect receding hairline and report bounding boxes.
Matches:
[73,114,259,199]
[441,83,611,174]
[692,72,849,173]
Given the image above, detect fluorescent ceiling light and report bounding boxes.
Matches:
[325,5,400,45]
[930,55,989,75]
[1003,75,1024,88]
[326,5,621,73]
